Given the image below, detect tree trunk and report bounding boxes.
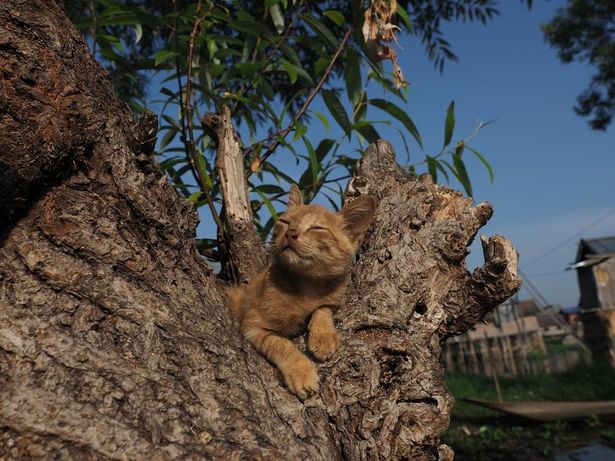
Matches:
[0,1,520,460]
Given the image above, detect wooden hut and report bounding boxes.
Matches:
[573,236,615,366]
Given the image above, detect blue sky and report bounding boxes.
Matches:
[151,0,613,308]
[385,0,615,307]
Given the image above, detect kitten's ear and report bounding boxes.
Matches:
[287,184,304,210]
[340,196,377,244]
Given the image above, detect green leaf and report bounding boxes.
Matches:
[369,98,423,148]
[396,5,413,32]
[99,34,125,52]
[160,87,177,99]
[426,156,438,182]
[435,159,450,182]
[467,146,494,183]
[311,110,331,131]
[97,14,143,26]
[279,42,301,65]
[315,138,336,162]
[444,101,455,147]
[354,91,367,121]
[253,184,285,194]
[159,128,177,150]
[263,162,296,185]
[303,137,320,183]
[257,79,275,100]
[161,114,179,128]
[354,122,380,143]
[301,13,338,48]
[452,149,473,197]
[277,62,313,84]
[323,10,345,26]
[236,62,260,79]
[134,24,143,44]
[314,56,331,76]
[159,156,185,170]
[259,216,276,241]
[281,59,298,84]
[293,122,307,141]
[234,20,271,37]
[269,4,285,34]
[322,90,352,139]
[255,189,279,220]
[154,50,179,66]
[345,48,362,106]
[335,154,358,173]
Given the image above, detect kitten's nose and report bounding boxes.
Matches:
[285,229,298,240]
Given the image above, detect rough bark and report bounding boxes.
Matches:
[0,1,520,460]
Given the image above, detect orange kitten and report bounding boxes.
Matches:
[228,184,376,399]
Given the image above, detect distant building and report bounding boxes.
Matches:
[573,236,615,366]
[443,298,586,376]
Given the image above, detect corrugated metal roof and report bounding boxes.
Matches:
[568,255,611,270]
[576,236,615,261]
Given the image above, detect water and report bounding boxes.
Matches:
[556,444,615,461]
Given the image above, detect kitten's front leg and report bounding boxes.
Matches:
[307,307,340,361]
[245,327,319,400]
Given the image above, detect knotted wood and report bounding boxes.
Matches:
[0,1,520,460]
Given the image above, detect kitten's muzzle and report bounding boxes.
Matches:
[285,229,299,241]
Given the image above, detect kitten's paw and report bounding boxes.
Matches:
[308,330,340,361]
[283,358,319,400]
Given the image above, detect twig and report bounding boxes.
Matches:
[245,27,353,178]
[184,1,224,232]
[407,119,492,168]
[89,0,98,59]
[171,1,200,191]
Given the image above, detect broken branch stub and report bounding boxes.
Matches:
[202,106,266,282]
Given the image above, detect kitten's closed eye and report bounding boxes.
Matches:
[308,225,329,233]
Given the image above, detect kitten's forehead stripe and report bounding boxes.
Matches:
[283,204,341,228]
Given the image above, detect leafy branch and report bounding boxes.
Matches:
[245,27,354,176]
[183,0,223,232]
[73,0,499,258]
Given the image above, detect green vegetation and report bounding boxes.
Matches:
[444,365,615,460]
[444,419,615,461]
[447,364,615,419]
[542,0,615,130]
[65,0,514,270]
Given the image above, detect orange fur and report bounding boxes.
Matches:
[228,185,376,399]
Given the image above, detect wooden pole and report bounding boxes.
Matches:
[505,334,518,376]
[468,337,479,374]
[484,331,503,402]
[458,340,468,374]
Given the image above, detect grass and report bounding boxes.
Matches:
[446,363,615,418]
[443,364,615,460]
